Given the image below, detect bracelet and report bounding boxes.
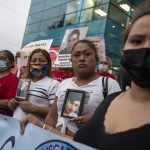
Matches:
[42,124,46,129]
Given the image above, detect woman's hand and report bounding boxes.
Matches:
[8,98,18,110]
[73,114,92,128]
[19,101,33,113]
[20,114,43,134]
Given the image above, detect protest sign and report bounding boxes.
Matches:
[17,39,53,67]
[86,36,106,62]
[0,114,96,150]
[49,46,60,68]
[54,27,88,68]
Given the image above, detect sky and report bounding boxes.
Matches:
[0,0,31,54]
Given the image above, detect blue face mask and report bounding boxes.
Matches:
[30,64,48,78]
[0,60,8,72]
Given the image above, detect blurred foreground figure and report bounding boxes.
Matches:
[74,1,150,149]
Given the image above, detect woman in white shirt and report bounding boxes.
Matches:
[20,40,121,138]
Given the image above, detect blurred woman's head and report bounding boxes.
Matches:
[121,0,150,88]
[123,0,150,47]
[0,50,14,73]
[23,49,51,79]
[71,39,99,79]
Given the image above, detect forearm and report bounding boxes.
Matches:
[44,111,58,127]
[30,105,50,117]
[0,99,9,109]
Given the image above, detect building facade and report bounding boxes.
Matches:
[22,0,142,66]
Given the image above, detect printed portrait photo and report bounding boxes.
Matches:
[61,89,85,119]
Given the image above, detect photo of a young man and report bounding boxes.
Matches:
[61,90,85,118]
[63,98,80,118]
[59,29,80,54]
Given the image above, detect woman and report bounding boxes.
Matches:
[73,1,150,149]
[9,49,59,120]
[0,50,19,116]
[20,40,120,137]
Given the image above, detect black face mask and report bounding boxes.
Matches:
[121,48,150,88]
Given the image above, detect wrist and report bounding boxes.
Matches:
[42,124,54,132]
[30,104,34,113]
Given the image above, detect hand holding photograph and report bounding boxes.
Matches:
[61,89,86,119]
[15,79,31,101]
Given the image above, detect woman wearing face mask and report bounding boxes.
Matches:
[0,50,19,116]
[9,49,59,121]
[74,1,150,149]
[97,56,115,80]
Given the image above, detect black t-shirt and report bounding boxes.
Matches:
[74,92,150,150]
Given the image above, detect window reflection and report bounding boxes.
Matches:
[64,12,80,25]
[111,0,134,15]
[25,23,40,34]
[66,0,82,14]
[27,12,42,24]
[108,4,129,28]
[82,0,109,9]
[80,4,108,23]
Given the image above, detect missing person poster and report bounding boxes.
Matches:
[54,27,88,68]
[17,39,53,67]
[86,36,106,62]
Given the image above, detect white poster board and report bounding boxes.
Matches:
[17,39,53,67]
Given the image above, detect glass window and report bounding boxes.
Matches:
[64,12,80,25]
[43,7,60,20]
[80,18,106,35]
[29,2,44,15]
[60,4,67,16]
[25,23,40,34]
[82,0,109,9]
[94,0,109,5]
[44,0,61,9]
[57,16,65,27]
[31,0,44,6]
[111,0,134,16]
[106,18,124,41]
[82,0,95,9]
[40,18,58,31]
[80,4,108,23]
[80,8,94,22]
[108,4,129,27]
[66,0,82,14]
[27,12,42,25]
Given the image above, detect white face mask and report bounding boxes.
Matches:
[98,64,109,72]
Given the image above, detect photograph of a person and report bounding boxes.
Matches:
[61,89,85,119]
[16,79,30,100]
[59,29,80,54]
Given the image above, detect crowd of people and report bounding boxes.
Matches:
[0,0,150,149]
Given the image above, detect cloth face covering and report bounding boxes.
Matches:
[98,64,109,72]
[0,60,8,72]
[30,64,48,78]
[121,48,150,88]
